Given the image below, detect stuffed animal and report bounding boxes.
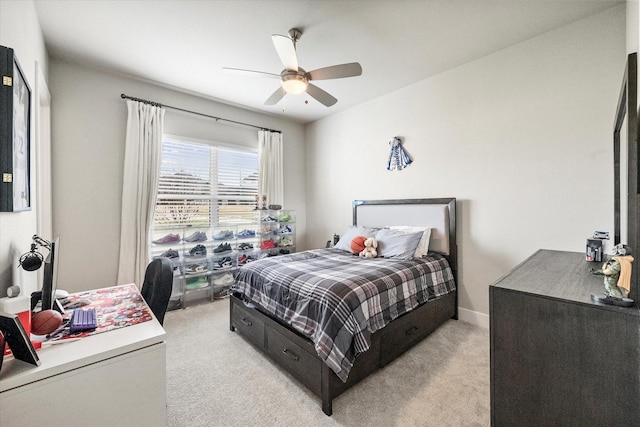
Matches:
[359,237,378,258]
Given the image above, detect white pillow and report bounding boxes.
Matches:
[386,226,432,258]
[375,228,424,260]
[334,226,379,252]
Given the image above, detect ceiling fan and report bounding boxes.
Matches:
[223,28,362,107]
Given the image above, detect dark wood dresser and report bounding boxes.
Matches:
[490,249,640,426]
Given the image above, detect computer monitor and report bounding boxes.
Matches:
[40,236,60,312]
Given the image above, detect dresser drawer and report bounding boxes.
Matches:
[231,301,265,347]
[266,327,321,395]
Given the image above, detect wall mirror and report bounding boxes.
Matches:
[613,52,638,304]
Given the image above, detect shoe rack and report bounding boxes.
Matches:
[149,209,296,309]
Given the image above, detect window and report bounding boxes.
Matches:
[152,136,259,236]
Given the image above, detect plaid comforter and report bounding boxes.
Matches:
[232,248,456,382]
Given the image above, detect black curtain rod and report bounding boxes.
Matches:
[120,93,281,133]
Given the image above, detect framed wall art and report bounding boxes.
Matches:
[0,45,31,212]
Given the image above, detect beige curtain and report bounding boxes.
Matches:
[117,100,165,288]
[258,130,284,206]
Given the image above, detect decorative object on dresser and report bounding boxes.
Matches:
[231,198,457,415]
[589,243,634,307]
[490,250,640,426]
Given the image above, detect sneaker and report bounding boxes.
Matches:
[213,230,234,240]
[185,276,209,290]
[278,237,292,247]
[279,225,292,234]
[152,233,180,244]
[238,254,248,264]
[158,248,179,259]
[279,249,291,255]
[278,214,291,222]
[260,239,276,250]
[184,231,207,242]
[212,273,234,285]
[238,242,254,251]
[213,243,232,254]
[261,215,277,222]
[236,229,256,238]
[189,244,207,257]
[185,263,208,275]
[212,257,233,270]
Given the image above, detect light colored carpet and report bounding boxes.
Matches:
[164,300,490,427]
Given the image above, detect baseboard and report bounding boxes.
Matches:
[457,307,489,329]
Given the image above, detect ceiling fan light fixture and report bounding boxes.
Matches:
[281,73,308,94]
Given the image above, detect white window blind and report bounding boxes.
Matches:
[153,137,258,231]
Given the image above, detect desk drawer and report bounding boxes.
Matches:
[231,301,265,347]
[266,327,321,395]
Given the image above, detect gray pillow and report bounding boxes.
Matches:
[334,226,378,252]
[375,228,424,260]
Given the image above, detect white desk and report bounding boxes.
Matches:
[0,287,167,427]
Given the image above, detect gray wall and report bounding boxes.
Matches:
[304,6,626,325]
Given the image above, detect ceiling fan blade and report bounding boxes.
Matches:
[272,34,298,71]
[265,87,286,105]
[306,83,337,107]
[308,62,362,80]
[222,67,280,79]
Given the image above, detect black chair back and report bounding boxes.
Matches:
[141,258,173,325]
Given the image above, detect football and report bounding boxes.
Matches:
[31,309,63,335]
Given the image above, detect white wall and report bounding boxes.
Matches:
[48,60,306,292]
[0,0,48,297]
[305,6,626,324]
[628,0,639,55]
[0,2,630,319]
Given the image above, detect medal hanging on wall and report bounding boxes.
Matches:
[387,136,413,171]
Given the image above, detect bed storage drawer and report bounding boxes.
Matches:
[435,291,456,323]
[266,327,322,395]
[231,300,265,347]
[379,298,437,366]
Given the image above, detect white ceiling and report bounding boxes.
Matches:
[34,0,622,124]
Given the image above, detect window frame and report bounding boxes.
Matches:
[152,134,259,233]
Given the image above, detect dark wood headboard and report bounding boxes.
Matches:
[352,197,457,280]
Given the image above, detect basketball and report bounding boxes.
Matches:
[31,309,63,335]
[350,236,366,254]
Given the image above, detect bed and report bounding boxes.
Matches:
[229,198,458,415]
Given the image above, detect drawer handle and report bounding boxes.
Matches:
[240,317,253,327]
[282,348,300,361]
[405,326,419,336]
